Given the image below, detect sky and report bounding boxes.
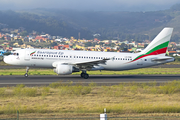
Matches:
[0,0,180,11]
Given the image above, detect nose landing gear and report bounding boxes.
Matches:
[24,67,29,77]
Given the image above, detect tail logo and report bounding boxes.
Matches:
[132,41,169,62]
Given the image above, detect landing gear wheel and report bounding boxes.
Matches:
[24,67,29,77]
[24,73,28,77]
[83,74,89,79]
[81,73,85,78]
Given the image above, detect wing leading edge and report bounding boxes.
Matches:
[70,58,110,70]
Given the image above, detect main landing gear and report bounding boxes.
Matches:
[80,71,89,79]
[24,67,29,77]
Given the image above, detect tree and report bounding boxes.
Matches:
[99,42,104,46]
[18,39,23,45]
[85,42,92,47]
[111,43,115,47]
[20,31,28,37]
[51,42,58,46]
[120,43,126,48]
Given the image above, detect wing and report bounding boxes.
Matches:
[70,58,110,70]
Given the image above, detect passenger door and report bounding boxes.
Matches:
[24,50,30,61]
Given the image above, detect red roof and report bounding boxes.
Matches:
[35,36,43,40]
[64,45,69,48]
[169,51,177,53]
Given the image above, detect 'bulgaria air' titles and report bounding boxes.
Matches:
[36,51,64,55]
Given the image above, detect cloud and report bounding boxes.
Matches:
[0,0,179,11]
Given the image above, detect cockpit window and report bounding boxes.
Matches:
[11,53,19,56]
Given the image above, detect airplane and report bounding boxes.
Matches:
[3,28,175,79]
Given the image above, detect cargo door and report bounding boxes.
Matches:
[137,59,143,65]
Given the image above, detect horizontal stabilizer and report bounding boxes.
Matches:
[152,58,172,61]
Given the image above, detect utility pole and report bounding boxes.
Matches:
[78,32,80,40]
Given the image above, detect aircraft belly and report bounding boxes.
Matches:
[35,60,53,67]
[101,61,132,71]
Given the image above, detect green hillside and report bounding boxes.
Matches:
[0,4,180,41]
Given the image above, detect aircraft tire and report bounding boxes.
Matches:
[83,74,89,79]
[81,73,85,78]
[24,73,28,77]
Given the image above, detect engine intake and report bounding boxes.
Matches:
[54,64,73,75]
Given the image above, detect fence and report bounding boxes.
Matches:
[1,111,180,120]
[1,116,180,120]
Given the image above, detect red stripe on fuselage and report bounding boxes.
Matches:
[132,47,167,62]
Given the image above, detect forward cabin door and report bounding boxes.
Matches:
[24,50,30,61]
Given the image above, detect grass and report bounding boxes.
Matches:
[1,81,180,117]
[0,68,180,76]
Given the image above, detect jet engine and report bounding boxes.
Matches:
[53,64,73,75]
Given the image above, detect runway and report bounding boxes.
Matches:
[0,75,180,87]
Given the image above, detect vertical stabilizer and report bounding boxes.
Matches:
[140,28,173,55]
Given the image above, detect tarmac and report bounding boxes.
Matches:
[0,64,179,87]
[0,74,180,87]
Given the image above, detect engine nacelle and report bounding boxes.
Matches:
[54,64,73,75]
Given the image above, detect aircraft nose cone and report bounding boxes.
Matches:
[3,56,9,64]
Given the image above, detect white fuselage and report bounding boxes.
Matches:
[4,49,174,71]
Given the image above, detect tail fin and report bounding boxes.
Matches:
[140,28,173,56]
